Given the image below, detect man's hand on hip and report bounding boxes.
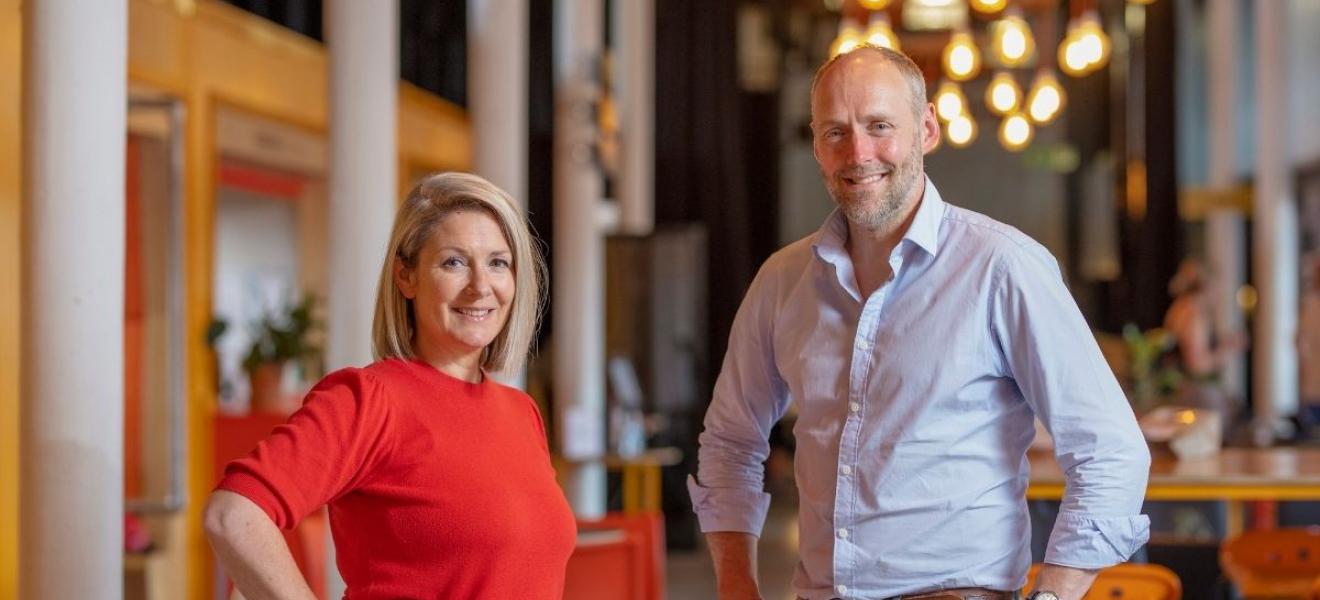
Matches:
[706,531,764,600]
[1030,563,1099,600]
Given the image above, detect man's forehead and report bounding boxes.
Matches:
[816,50,899,87]
[811,61,905,117]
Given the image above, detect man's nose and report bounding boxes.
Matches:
[847,130,874,164]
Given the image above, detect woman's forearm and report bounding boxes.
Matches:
[204,490,318,600]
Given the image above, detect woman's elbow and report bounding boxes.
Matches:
[204,491,257,544]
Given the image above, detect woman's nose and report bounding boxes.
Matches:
[466,266,493,296]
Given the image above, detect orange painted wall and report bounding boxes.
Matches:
[0,0,21,596]
[0,1,469,596]
[124,1,471,597]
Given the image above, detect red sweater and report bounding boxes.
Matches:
[218,358,576,600]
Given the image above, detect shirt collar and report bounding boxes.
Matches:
[905,176,944,257]
[812,175,945,262]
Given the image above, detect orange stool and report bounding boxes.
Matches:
[1221,527,1320,599]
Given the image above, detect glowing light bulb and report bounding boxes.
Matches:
[1058,13,1110,76]
[934,81,967,123]
[1080,32,1110,69]
[946,113,977,148]
[1025,70,1065,124]
[969,0,1007,14]
[829,19,864,57]
[858,0,892,9]
[985,71,1021,116]
[942,31,981,82]
[999,112,1034,151]
[1074,12,1111,72]
[1059,33,1091,76]
[992,12,1034,68]
[865,14,901,51]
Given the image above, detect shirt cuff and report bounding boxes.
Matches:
[687,475,771,536]
[1044,512,1150,569]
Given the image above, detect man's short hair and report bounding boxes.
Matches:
[811,45,928,119]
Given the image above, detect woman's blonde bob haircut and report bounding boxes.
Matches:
[371,172,547,376]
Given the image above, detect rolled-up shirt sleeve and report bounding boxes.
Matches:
[991,242,1152,569]
[690,266,792,537]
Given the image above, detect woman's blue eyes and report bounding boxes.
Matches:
[441,256,511,269]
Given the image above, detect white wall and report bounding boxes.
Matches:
[213,187,300,410]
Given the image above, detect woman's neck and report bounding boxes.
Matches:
[412,336,484,383]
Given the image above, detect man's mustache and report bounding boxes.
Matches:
[834,166,891,180]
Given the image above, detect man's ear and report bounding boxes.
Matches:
[393,257,417,299]
[920,103,940,154]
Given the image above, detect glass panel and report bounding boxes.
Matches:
[124,97,186,514]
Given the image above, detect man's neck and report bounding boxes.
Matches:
[846,187,925,298]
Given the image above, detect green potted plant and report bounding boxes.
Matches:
[1121,323,1181,413]
[243,293,322,413]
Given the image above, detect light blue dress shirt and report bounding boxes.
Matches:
[689,178,1151,599]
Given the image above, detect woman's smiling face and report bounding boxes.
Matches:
[394,209,515,370]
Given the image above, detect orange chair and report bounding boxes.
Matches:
[563,512,666,600]
[1221,527,1320,599]
[1024,563,1181,600]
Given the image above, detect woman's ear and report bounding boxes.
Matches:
[393,256,417,299]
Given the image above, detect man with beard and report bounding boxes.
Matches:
[688,46,1151,600]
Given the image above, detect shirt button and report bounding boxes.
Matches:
[840,465,853,475]
[849,402,861,413]
[837,584,849,595]
[837,527,849,539]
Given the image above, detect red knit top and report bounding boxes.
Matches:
[217,358,576,600]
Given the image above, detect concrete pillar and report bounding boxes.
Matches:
[554,0,607,518]
[469,0,530,389]
[19,1,127,597]
[1252,0,1297,443]
[468,0,528,207]
[614,0,655,235]
[325,0,398,592]
[1204,0,1246,401]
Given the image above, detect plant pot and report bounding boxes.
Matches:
[249,362,289,414]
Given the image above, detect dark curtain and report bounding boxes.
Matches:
[655,0,757,380]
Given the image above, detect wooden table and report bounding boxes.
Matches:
[1027,447,1320,536]
[604,447,684,513]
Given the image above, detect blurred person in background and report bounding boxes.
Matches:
[689,46,1150,600]
[1297,255,1320,435]
[1162,258,1247,432]
[204,173,572,599]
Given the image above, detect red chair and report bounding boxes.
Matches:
[563,512,666,600]
[214,412,327,600]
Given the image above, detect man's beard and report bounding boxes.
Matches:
[826,139,923,231]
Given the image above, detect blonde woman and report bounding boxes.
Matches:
[205,173,573,599]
